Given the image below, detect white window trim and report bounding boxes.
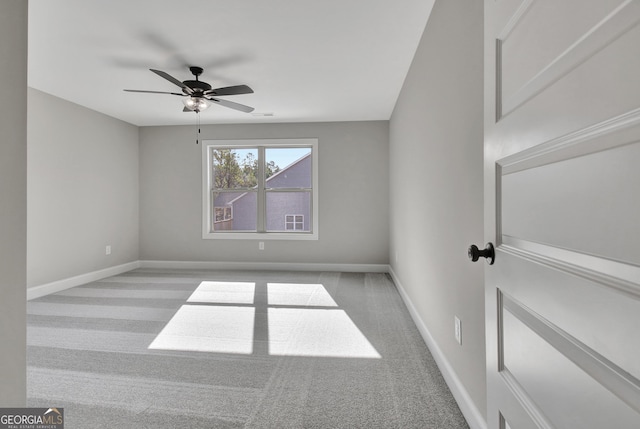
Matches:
[202,138,319,240]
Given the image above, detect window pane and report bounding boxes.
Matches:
[266,192,311,232]
[212,148,258,190]
[265,148,312,189]
[213,191,257,231]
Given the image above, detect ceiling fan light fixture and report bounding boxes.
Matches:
[182,96,211,112]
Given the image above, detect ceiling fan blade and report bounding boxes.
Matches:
[124,89,184,96]
[183,107,191,112]
[207,97,255,113]
[205,85,254,96]
[150,69,193,94]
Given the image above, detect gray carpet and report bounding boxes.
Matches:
[27,269,469,428]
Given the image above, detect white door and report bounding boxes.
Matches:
[483,0,640,428]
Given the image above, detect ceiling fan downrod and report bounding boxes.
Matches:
[189,66,204,79]
[183,66,212,93]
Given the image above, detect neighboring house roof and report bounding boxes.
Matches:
[263,152,311,185]
[214,192,245,206]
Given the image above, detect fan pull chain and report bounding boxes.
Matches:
[196,111,201,144]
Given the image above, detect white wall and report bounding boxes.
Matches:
[139,121,389,266]
[389,0,486,424]
[27,89,140,288]
[0,0,28,406]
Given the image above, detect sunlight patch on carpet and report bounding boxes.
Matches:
[267,283,338,307]
[187,281,256,304]
[268,308,381,358]
[148,305,255,354]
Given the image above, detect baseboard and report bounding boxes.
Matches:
[388,266,487,429]
[27,261,141,301]
[139,260,390,273]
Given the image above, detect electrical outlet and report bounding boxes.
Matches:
[454,316,462,345]
[259,241,265,250]
[105,245,111,255]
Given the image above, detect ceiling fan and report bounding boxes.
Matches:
[124,66,254,113]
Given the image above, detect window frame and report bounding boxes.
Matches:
[202,138,318,240]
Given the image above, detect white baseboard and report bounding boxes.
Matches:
[388,266,487,429]
[139,260,390,273]
[27,261,141,301]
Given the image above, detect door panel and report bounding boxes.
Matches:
[501,293,640,428]
[498,0,640,120]
[497,249,640,382]
[500,0,621,101]
[501,141,640,265]
[484,0,640,427]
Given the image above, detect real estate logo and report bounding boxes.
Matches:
[0,408,63,429]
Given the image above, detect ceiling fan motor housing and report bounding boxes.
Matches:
[183,66,211,94]
[182,80,212,94]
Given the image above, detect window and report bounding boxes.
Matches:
[202,139,318,240]
[214,207,232,222]
[285,215,304,230]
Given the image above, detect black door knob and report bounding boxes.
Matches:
[468,242,495,265]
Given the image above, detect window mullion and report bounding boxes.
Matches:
[208,147,215,233]
[257,146,266,233]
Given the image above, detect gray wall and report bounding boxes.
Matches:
[139,121,389,264]
[27,89,140,287]
[0,0,28,405]
[389,0,486,421]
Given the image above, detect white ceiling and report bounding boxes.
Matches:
[28,0,434,127]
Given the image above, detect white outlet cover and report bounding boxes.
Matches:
[454,316,462,345]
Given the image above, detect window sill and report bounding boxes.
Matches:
[202,232,318,240]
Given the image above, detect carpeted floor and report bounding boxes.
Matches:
[27,269,469,428]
